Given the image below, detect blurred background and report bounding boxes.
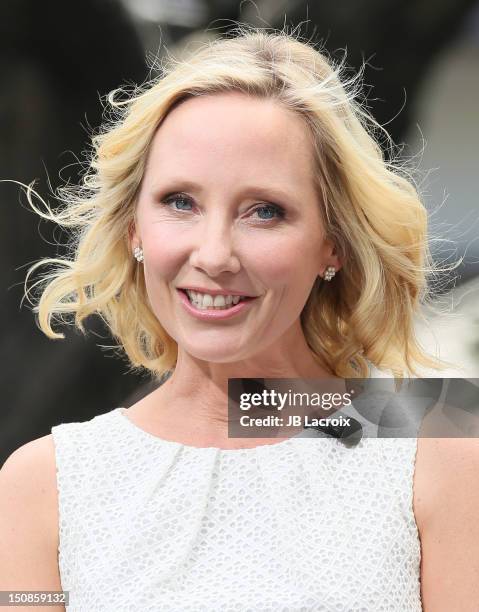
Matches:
[1,0,478,463]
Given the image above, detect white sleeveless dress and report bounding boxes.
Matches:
[51,406,423,612]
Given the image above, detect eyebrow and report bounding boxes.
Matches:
[150,180,298,207]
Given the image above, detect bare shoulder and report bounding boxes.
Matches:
[0,433,59,544]
[0,434,62,597]
[413,437,479,528]
[1,433,58,518]
[1,432,57,466]
[413,437,479,611]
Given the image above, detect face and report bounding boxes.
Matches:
[132,91,339,363]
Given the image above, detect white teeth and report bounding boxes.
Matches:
[184,290,245,310]
[213,295,226,307]
[202,294,213,307]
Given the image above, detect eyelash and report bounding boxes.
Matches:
[160,193,286,222]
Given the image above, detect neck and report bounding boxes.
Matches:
[146,322,338,442]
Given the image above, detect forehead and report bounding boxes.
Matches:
[143,91,316,187]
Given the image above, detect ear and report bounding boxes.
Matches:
[128,218,139,251]
[319,238,343,277]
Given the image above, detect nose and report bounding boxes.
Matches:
[189,216,241,277]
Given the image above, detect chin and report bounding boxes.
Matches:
[189,350,244,364]
[180,342,251,364]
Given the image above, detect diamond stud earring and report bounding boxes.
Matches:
[323,266,336,281]
[133,246,144,263]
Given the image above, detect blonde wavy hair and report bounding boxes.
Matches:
[22,25,460,381]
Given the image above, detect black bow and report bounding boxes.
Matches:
[303,412,363,448]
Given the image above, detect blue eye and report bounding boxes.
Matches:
[252,204,285,221]
[162,194,192,211]
[160,193,285,222]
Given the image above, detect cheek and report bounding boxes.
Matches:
[250,234,321,286]
[142,226,183,281]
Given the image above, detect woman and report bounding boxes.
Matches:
[1,27,478,611]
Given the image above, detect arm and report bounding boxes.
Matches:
[0,434,65,611]
[414,437,479,611]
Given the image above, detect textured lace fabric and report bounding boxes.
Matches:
[51,407,422,612]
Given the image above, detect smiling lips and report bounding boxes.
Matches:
[177,285,258,310]
[183,289,249,310]
[178,286,256,297]
[176,288,258,319]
